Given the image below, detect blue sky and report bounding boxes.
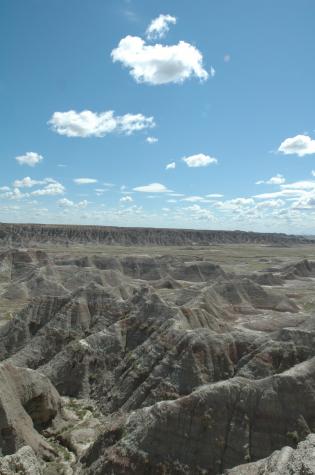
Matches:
[1,0,315,233]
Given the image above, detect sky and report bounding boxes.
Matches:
[1,0,315,233]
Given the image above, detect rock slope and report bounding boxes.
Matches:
[225,433,315,474]
[0,222,312,246]
[0,362,61,459]
[0,241,314,473]
[0,446,43,475]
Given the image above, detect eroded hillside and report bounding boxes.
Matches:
[0,231,315,474]
[0,222,313,247]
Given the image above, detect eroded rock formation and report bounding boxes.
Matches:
[0,223,312,247]
[0,227,314,473]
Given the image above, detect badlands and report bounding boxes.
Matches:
[0,224,315,474]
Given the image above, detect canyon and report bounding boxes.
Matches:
[0,224,315,474]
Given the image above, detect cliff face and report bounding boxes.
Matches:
[0,222,311,246]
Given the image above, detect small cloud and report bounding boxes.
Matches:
[210,66,216,77]
[183,204,214,221]
[74,178,98,185]
[278,134,315,157]
[119,113,155,135]
[78,200,88,208]
[256,199,285,208]
[146,136,158,144]
[31,182,65,196]
[58,198,74,207]
[206,193,223,198]
[49,110,155,138]
[13,177,56,188]
[223,54,231,63]
[15,152,43,167]
[256,174,286,185]
[120,195,133,203]
[281,180,315,190]
[58,198,88,208]
[146,14,177,40]
[95,188,106,196]
[133,182,171,193]
[182,196,206,202]
[166,162,176,170]
[182,153,218,168]
[0,188,29,200]
[103,182,115,187]
[312,170,315,177]
[230,197,255,206]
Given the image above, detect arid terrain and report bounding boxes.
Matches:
[1,224,315,474]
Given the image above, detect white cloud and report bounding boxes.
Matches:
[278,134,315,157]
[120,195,133,203]
[76,200,88,208]
[13,177,56,188]
[215,197,255,211]
[256,199,285,208]
[58,198,74,207]
[58,198,88,208]
[183,204,214,221]
[182,153,218,168]
[182,196,208,202]
[119,113,155,134]
[111,36,208,85]
[146,136,158,144]
[103,182,115,187]
[95,188,106,196]
[292,191,315,209]
[14,177,41,188]
[256,174,286,185]
[229,197,255,206]
[210,66,216,77]
[166,161,176,170]
[0,186,10,192]
[15,152,43,167]
[49,110,155,138]
[133,182,171,193]
[31,182,65,196]
[50,110,115,137]
[254,189,305,199]
[0,188,29,200]
[206,193,223,198]
[281,180,315,190]
[146,14,177,40]
[74,178,98,185]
